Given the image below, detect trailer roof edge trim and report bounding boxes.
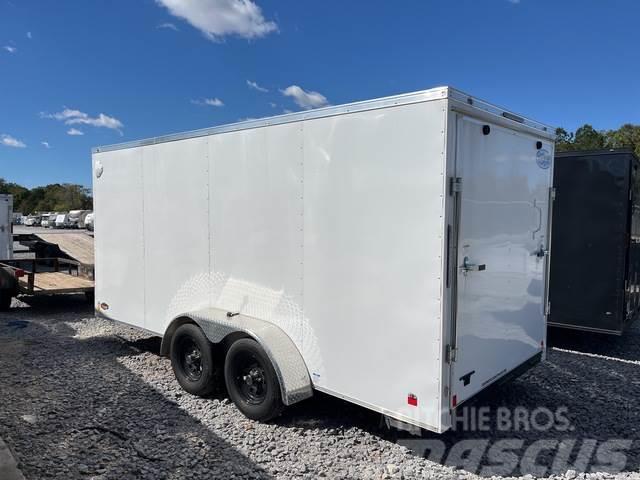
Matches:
[93,86,556,154]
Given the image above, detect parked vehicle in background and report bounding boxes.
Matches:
[43,213,59,228]
[40,213,52,228]
[11,213,23,225]
[84,212,94,232]
[93,86,555,433]
[24,214,41,227]
[68,210,91,229]
[54,213,69,229]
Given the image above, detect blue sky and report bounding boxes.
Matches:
[1,0,639,188]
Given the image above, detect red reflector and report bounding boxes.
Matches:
[407,394,418,407]
[14,269,24,278]
[452,395,458,407]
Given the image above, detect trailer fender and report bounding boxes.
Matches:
[162,308,313,406]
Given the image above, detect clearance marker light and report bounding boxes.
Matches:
[407,393,418,407]
[452,395,458,407]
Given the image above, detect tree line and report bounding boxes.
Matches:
[555,124,640,158]
[0,179,92,214]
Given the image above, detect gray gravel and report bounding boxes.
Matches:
[0,295,639,479]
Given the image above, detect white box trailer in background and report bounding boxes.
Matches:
[93,87,555,433]
[0,195,13,260]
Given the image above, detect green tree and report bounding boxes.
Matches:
[573,124,607,151]
[0,179,92,214]
[554,123,640,157]
[604,124,640,158]
[555,127,575,152]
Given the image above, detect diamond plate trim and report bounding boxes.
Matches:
[185,307,313,406]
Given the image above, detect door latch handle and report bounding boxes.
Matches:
[532,246,548,258]
[460,256,486,275]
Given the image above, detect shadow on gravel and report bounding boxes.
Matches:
[5,295,639,478]
[548,324,640,361]
[0,296,272,480]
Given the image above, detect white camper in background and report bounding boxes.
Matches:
[84,212,94,231]
[68,210,90,229]
[0,195,12,259]
[93,87,555,433]
[54,213,69,229]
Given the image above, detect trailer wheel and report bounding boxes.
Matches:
[170,324,218,397]
[224,338,284,421]
[0,290,11,311]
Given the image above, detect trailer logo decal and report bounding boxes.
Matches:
[536,149,551,170]
[459,370,476,386]
[407,393,418,407]
[94,160,104,178]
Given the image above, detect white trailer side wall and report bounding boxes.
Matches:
[208,122,305,345]
[302,100,448,429]
[94,148,146,327]
[143,138,211,327]
[94,98,450,431]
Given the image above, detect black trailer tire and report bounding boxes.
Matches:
[170,323,218,397]
[0,290,11,311]
[224,338,284,421]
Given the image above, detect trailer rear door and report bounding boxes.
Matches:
[451,115,551,406]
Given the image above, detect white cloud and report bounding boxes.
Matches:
[26,31,32,39]
[41,108,124,134]
[247,80,268,92]
[1,134,26,148]
[281,85,329,110]
[155,0,277,40]
[67,128,84,136]
[158,22,179,31]
[41,141,51,148]
[507,0,521,3]
[269,102,277,108]
[3,46,16,53]
[192,97,224,107]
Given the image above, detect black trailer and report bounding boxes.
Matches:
[549,149,640,334]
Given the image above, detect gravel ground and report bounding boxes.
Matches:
[0,295,639,480]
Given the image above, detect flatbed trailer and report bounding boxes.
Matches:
[0,257,94,309]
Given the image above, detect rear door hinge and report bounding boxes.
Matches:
[550,187,556,201]
[449,177,462,195]
[445,344,457,363]
[545,301,551,316]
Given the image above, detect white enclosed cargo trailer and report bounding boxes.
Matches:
[93,87,555,433]
[0,195,13,260]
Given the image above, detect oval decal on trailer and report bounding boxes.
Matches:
[536,149,551,169]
